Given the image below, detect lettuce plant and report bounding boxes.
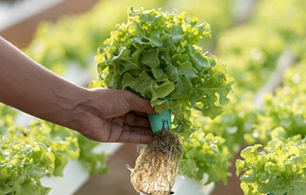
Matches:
[95,8,233,133]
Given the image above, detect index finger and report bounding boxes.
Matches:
[117,131,153,144]
[127,92,155,114]
[124,112,150,128]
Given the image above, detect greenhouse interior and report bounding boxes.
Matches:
[0,0,306,195]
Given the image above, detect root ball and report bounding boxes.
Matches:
[128,130,183,195]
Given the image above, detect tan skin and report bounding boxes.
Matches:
[0,37,155,144]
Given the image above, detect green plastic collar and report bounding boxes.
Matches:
[148,109,171,134]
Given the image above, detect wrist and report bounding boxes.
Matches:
[45,85,92,133]
[63,87,93,132]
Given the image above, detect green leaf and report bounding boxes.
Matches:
[192,51,210,71]
[152,67,165,80]
[122,71,154,99]
[141,48,160,68]
[53,154,68,176]
[151,81,175,101]
[21,182,38,195]
[169,25,184,43]
[236,159,245,176]
[165,65,192,97]
[177,61,198,79]
[140,13,155,23]
[148,34,163,47]
[151,99,170,113]
[26,164,47,179]
[288,180,306,195]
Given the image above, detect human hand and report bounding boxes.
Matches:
[0,37,155,144]
[73,89,155,144]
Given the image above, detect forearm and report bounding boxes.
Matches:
[0,37,88,130]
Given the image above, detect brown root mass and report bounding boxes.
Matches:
[127,130,183,195]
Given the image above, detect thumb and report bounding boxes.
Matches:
[126,92,155,114]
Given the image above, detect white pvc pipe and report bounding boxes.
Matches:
[41,143,122,195]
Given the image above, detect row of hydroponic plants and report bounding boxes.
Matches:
[1,0,306,194]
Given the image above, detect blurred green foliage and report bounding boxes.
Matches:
[237,131,306,195]
[25,0,169,75]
